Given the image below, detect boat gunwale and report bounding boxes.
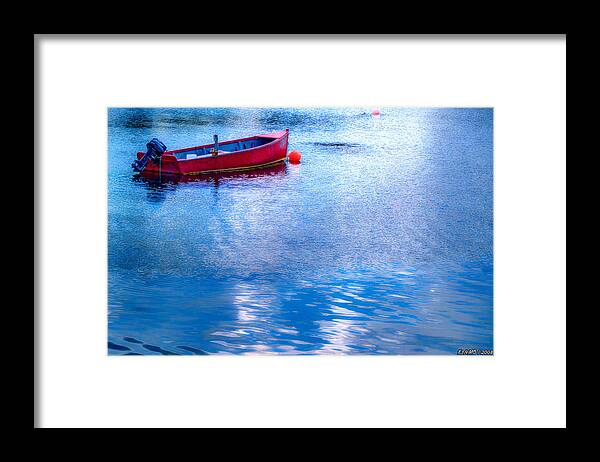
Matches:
[166,132,287,162]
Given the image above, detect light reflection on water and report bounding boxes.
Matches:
[108,107,493,355]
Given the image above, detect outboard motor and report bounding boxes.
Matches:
[132,138,167,173]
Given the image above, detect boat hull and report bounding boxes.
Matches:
[137,130,289,176]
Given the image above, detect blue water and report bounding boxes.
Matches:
[108,107,493,355]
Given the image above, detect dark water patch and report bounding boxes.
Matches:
[109,107,244,130]
[142,344,179,355]
[160,116,211,127]
[257,110,317,129]
[130,175,178,204]
[108,341,130,351]
[123,336,144,344]
[123,352,142,355]
[122,119,153,129]
[311,142,361,147]
[108,110,153,129]
[177,345,209,355]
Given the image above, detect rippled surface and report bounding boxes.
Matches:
[108,107,493,355]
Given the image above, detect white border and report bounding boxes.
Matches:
[37,36,566,428]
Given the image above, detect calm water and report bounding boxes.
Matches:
[108,107,493,355]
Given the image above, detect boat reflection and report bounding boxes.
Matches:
[132,161,287,203]
[133,161,287,187]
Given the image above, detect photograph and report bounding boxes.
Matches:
[108,107,493,355]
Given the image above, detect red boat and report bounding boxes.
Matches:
[132,129,289,176]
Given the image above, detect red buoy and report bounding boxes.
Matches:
[371,108,381,116]
[288,150,301,164]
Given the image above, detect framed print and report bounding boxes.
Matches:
[35,35,566,428]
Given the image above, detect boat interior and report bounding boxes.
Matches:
[172,137,274,160]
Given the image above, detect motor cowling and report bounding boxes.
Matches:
[132,138,167,173]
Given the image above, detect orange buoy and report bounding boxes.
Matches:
[288,150,301,164]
